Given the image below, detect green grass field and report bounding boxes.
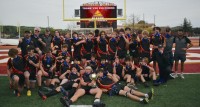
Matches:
[0,75,200,107]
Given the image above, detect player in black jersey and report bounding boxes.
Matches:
[24,46,40,96]
[96,31,108,59]
[139,30,151,61]
[60,66,104,107]
[18,30,36,58]
[38,65,80,100]
[97,69,153,104]
[117,29,129,63]
[37,49,56,88]
[7,48,25,97]
[150,27,165,75]
[108,31,118,61]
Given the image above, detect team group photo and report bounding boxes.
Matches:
[0,0,200,107]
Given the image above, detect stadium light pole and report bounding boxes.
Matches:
[47,16,50,28]
[154,15,156,26]
[17,23,20,39]
[0,25,2,43]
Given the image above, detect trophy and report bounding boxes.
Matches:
[89,73,97,88]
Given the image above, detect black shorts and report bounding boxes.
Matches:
[108,82,125,96]
[61,81,75,90]
[117,50,127,59]
[83,53,91,60]
[151,49,159,61]
[10,73,25,86]
[174,53,186,62]
[142,73,151,81]
[44,71,55,79]
[29,70,36,81]
[81,86,92,94]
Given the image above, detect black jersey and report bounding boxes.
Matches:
[115,64,123,77]
[108,38,117,54]
[140,65,150,75]
[117,36,126,50]
[150,34,164,46]
[66,72,79,80]
[24,54,39,72]
[41,55,56,71]
[60,61,70,74]
[31,35,45,51]
[140,38,150,53]
[7,56,25,74]
[82,73,92,83]
[18,38,35,57]
[98,38,107,52]
[98,75,114,85]
[63,38,72,52]
[129,40,139,55]
[124,65,136,75]
[53,36,63,50]
[83,39,94,53]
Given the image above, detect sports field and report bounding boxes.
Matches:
[0,75,200,107]
[0,39,200,107]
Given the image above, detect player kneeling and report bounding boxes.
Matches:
[97,69,154,104]
[7,48,25,96]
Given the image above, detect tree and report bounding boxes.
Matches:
[182,18,192,33]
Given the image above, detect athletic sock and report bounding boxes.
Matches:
[144,94,149,98]
[140,98,143,102]
[46,90,59,97]
[94,98,100,102]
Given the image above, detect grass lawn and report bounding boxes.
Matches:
[0,74,200,107]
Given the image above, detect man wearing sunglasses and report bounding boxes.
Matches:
[31,27,46,56]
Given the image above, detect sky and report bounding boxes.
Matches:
[0,0,200,29]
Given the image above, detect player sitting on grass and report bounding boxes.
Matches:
[138,57,160,86]
[37,49,56,88]
[38,65,80,100]
[7,48,25,97]
[96,68,153,104]
[124,57,141,89]
[60,66,105,107]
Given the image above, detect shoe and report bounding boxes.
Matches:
[180,73,185,79]
[174,73,178,78]
[147,88,154,100]
[60,97,70,107]
[153,81,160,86]
[27,90,31,96]
[169,73,176,79]
[60,87,69,97]
[144,82,150,88]
[141,98,149,104]
[14,90,20,97]
[38,90,47,100]
[93,102,106,107]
